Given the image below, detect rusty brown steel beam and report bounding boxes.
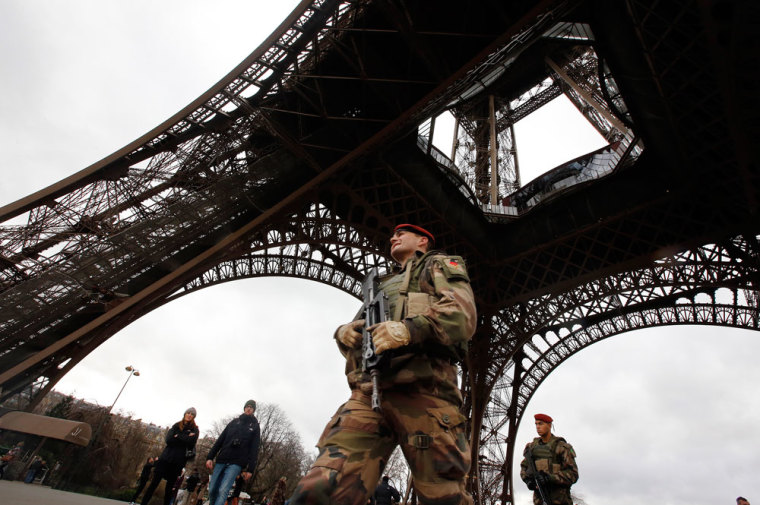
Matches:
[0,0,566,392]
[0,0,337,222]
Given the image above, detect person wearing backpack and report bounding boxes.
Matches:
[205,400,261,505]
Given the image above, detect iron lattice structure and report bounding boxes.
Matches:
[1,1,758,503]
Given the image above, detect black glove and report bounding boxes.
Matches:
[526,478,536,491]
[536,471,550,487]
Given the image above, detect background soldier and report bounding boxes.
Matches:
[520,413,578,505]
[290,223,477,505]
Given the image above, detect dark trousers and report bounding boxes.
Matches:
[132,475,151,502]
[141,459,183,505]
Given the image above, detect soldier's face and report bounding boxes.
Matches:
[535,420,551,437]
[390,230,428,263]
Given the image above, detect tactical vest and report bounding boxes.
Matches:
[380,250,469,322]
[379,251,470,361]
[342,249,472,401]
[531,440,556,463]
[531,437,565,474]
[379,251,434,322]
[378,265,408,322]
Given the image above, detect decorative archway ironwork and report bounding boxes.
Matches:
[472,234,760,503]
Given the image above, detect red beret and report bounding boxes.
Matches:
[394,224,435,245]
[534,413,553,423]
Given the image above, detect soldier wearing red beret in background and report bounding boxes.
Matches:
[290,224,477,505]
[520,413,578,505]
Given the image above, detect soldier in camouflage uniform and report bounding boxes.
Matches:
[290,224,477,505]
[519,414,578,505]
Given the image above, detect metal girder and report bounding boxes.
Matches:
[471,234,760,504]
[1,1,759,504]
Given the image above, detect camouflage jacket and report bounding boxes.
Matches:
[336,249,477,403]
[519,435,578,505]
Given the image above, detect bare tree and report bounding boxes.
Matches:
[381,447,410,498]
[248,403,308,501]
[35,393,166,498]
[572,492,588,505]
[208,414,236,439]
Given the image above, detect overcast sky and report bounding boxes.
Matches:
[1,2,759,504]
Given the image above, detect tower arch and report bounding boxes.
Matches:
[470,234,760,503]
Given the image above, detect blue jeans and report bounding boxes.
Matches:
[208,463,242,505]
[24,469,37,483]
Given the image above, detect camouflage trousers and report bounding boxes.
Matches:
[290,387,473,505]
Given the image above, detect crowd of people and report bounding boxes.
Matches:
[0,442,50,484]
[0,441,23,480]
[127,400,263,505]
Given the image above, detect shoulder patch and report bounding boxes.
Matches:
[436,255,470,282]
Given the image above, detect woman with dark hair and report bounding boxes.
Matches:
[270,476,288,505]
[141,407,199,505]
[129,456,155,504]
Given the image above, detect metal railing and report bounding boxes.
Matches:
[483,133,641,216]
[417,130,642,219]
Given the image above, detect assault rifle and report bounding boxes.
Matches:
[361,267,389,412]
[525,445,550,505]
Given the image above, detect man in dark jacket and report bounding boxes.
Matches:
[374,476,400,505]
[205,400,261,505]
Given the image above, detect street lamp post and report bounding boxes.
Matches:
[109,366,140,414]
[58,366,141,490]
[92,365,140,444]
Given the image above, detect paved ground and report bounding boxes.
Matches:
[0,480,128,505]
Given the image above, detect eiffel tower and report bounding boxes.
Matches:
[1,1,757,503]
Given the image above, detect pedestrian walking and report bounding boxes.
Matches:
[141,407,199,505]
[205,400,261,505]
